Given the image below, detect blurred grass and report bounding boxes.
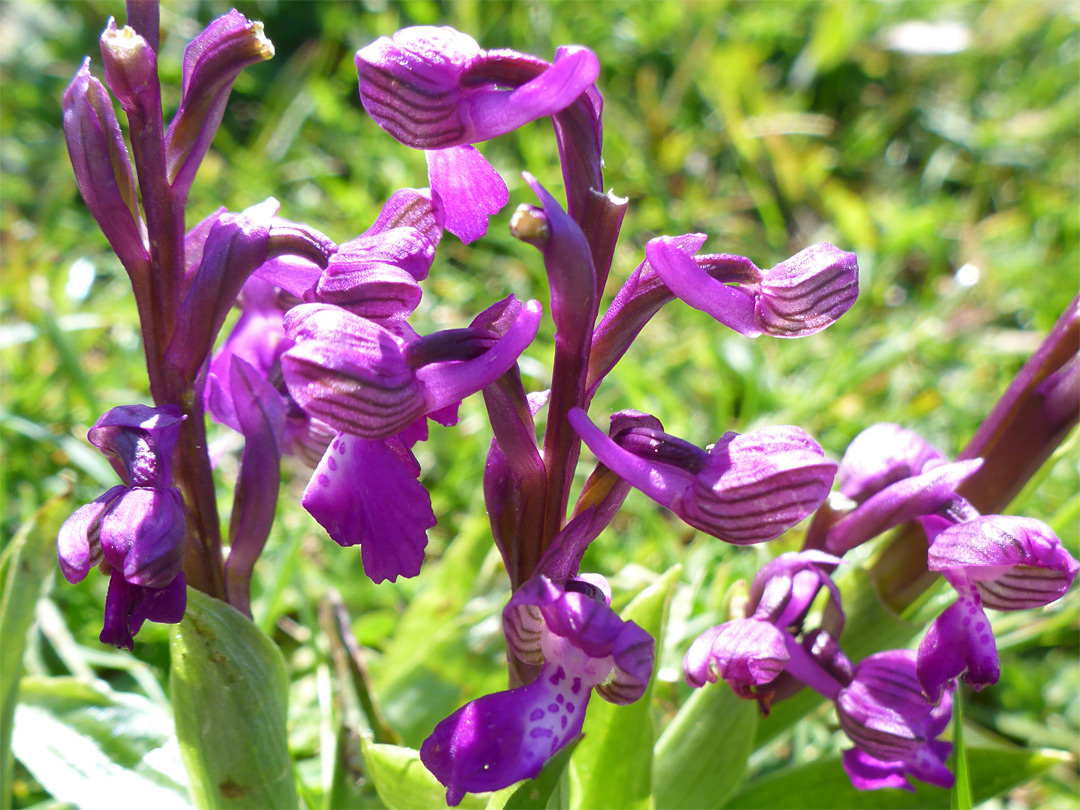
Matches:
[1,1,1077,808]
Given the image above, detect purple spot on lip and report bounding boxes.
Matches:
[561,716,567,729]
[980,634,990,644]
[548,703,559,713]
[962,617,971,627]
[566,702,575,713]
[571,677,581,695]
[328,456,338,471]
[556,694,564,704]
[529,727,553,739]
[530,708,544,722]
[975,622,985,632]
[318,474,330,487]
[549,738,560,753]
[549,666,566,685]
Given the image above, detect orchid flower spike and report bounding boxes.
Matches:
[570,408,836,544]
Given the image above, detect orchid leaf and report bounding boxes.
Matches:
[653,682,758,809]
[169,588,297,809]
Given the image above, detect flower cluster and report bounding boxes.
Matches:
[58,4,1076,807]
[684,424,1078,791]
[355,22,860,805]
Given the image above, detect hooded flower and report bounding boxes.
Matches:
[421,573,653,805]
[56,405,188,649]
[683,551,844,710]
[281,297,542,440]
[645,237,859,338]
[570,409,836,544]
[355,26,600,241]
[917,514,1078,700]
[838,651,954,792]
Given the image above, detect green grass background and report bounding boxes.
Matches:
[1,1,1077,807]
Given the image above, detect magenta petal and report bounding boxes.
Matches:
[467,46,600,141]
[646,237,759,337]
[426,146,508,244]
[683,619,789,694]
[569,407,695,509]
[421,661,590,806]
[917,599,999,702]
[842,748,914,792]
[415,298,542,410]
[301,433,433,583]
[928,515,1079,609]
[825,458,983,555]
[57,486,125,583]
[100,487,187,589]
[100,570,187,651]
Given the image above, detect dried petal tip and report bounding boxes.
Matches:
[99,18,158,112]
[756,243,859,337]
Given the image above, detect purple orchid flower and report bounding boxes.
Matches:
[281,297,542,440]
[818,423,984,555]
[570,408,836,545]
[355,26,600,241]
[838,651,954,792]
[56,405,188,649]
[645,236,859,338]
[421,573,653,805]
[917,514,1078,701]
[684,550,844,709]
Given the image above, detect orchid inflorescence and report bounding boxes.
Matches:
[58,4,1078,806]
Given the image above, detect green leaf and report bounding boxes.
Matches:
[0,488,69,809]
[12,676,190,810]
[569,565,682,810]
[486,737,579,810]
[653,683,758,809]
[169,587,298,809]
[359,738,486,810]
[723,746,1070,809]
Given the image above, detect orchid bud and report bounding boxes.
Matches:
[62,61,148,271]
[87,404,184,488]
[165,10,274,197]
[99,18,158,115]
